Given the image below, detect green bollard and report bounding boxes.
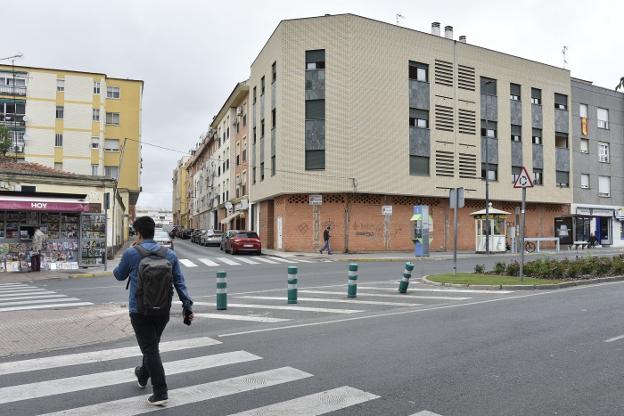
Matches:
[398,262,415,293]
[288,266,298,304]
[347,263,358,298]
[216,271,227,310]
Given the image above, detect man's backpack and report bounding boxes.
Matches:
[132,246,174,315]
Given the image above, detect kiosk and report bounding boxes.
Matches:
[410,205,431,257]
[470,206,510,253]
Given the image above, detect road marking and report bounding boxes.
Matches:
[0,294,67,302]
[236,257,260,264]
[0,287,49,294]
[194,313,290,323]
[227,386,380,415]
[0,283,30,288]
[210,302,363,314]
[358,286,514,294]
[0,302,93,313]
[267,256,300,263]
[179,259,198,268]
[255,257,279,264]
[292,258,315,263]
[0,336,221,376]
[0,351,261,405]
[0,297,80,308]
[0,290,56,298]
[39,367,313,416]
[300,290,470,301]
[408,411,444,416]
[198,258,219,267]
[604,334,624,343]
[237,295,420,307]
[217,257,241,266]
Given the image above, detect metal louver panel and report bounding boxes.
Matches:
[435,105,454,132]
[458,153,477,178]
[434,59,453,87]
[435,150,454,177]
[457,65,475,91]
[458,109,476,135]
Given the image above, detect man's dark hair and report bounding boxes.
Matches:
[133,216,155,239]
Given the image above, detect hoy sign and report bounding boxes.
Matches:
[31,202,48,209]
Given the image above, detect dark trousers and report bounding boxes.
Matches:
[130,313,170,395]
[30,254,41,272]
[320,239,332,254]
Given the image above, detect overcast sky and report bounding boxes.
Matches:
[7,0,623,209]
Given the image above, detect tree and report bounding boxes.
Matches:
[616,76,624,92]
[0,125,13,157]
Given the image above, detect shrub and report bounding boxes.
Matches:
[594,257,614,277]
[506,261,520,277]
[612,256,624,275]
[565,260,580,279]
[474,264,485,274]
[579,256,596,276]
[494,262,506,275]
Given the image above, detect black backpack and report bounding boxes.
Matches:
[131,246,174,316]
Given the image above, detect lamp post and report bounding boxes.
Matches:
[483,80,493,254]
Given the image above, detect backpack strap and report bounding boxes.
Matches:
[156,246,169,259]
[126,245,153,290]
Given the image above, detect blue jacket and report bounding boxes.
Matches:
[114,240,193,314]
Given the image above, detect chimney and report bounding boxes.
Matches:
[444,25,453,39]
[431,22,440,36]
[459,35,467,43]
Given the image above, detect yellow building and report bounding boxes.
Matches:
[172,156,189,227]
[0,64,143,244]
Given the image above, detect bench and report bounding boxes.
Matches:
[570,241,591,250]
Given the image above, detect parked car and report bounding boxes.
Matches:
[154,229,174,250]
[222,231,261,255]
[201,229,223,246]
[220,230,239,251]
[181,229,193,239]
[168,225,180,239]
[191,229,205,244]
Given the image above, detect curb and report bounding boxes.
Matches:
[69,271,113,279]
[422,275,624,290]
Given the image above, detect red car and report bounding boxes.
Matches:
[224,231,262,255]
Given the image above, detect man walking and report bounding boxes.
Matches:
[31,226,46,272]
[114,216,193,407]
[319,225,332,255]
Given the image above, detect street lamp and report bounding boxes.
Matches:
[483,79,494,254]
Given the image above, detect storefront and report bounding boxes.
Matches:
[568,205,624,247]
[0,193,107,272]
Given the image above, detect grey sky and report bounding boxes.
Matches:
[7,0,623,209]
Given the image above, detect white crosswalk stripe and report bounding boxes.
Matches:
[217,257,241,266]
[409,411,444,416]
[174,256,331,268]
[358,286,513,294]
[266,256,300,263]
[179,258,198,267]
[0,294,67,302]
[235,256,260,264]
[300,290,471,301]
[254,257,280,264]
[198,257,219,266]
[237,295,421,307]
[0,297,81,307]
[194,313,290,323]
[0,302,93,313]
[0,290,56,298]
[204,302,363,314]
[0,284,93,313]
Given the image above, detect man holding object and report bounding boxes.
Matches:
[114,216,193,407]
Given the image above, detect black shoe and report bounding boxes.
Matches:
[147,393,168,406]
[134,366,148,389]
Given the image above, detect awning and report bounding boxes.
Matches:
[0,195,89,212]
[220,211,242,225]
[470,207,511,216]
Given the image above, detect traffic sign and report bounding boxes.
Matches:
[513,166,534,188]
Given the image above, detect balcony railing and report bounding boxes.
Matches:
[0,114,25,126]
[0,85,26,96]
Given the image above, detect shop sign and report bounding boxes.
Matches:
[576,207,592,216]
[309,195,322,205]
[592,209,614,217]
[381,205,393,215]
[0,200,88,212]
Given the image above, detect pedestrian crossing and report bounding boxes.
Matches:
[178,255,333,268]
[0,283,92,313]
[0,334,440,416]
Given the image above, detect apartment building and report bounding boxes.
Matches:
[248,14,573,252]
[187,130,218,229]
[172,156,189,227]
[0,64,143,245]
[569,78,624,247]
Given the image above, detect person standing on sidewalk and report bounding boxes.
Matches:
[114,216,194,407]
[31,226,47,272]
[319,225,332,255]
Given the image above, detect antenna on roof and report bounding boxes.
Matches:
[395,13,405,26]
[562,45,568,69]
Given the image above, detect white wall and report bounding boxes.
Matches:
[26,100,55,127]
[63,158,91,175]
[26,71,55,99]
[64,103,92,130]
[63,130,91,157]
[64,75,92,102]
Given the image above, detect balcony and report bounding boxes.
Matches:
[0,85,26,96]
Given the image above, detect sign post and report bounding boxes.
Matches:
[449,187,465,275]
[513,167,534,280]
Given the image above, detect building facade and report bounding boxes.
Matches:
[570,78,624,247]
[248,14,573,252]
[135,207,173,227]
[172,156,189,227]
[0,64,143,245]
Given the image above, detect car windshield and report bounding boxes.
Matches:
[154,231,170,240]
[236,232,259,238]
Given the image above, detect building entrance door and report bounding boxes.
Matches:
[597,217,611,245]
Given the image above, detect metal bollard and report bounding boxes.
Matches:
[398,262,415,293]
[216,271,227,310]
[288,266,298,304]
[347,263,358,298]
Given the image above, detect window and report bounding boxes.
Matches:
[56,79,65,92]
[532,128,542,145]
[104,139,120,151]
[580,138,589,153]
[54,133,63,147]
[598,176,611,197]
[481,164,498,181]
[253,127,256,144]
[260,162,264,181]
[598,142,610,163]
[56,106,64,119]
[272,61,276,83]
[531,88,542,105]
[510,83,521,101]
[252,166,256,184]
[409,109,429,128]
[305,100,325,119]
[104,166,119,179]
[579,104,588,118]
[242,113,247,127]
[271,108,276,129]
[91,165,99,176]
[554,93,568,110]
[92,108,100,121]
[556,171,569,187]
[409,61,428,82]
[91,137,99,148]
[533,169,543,185]
[511,125,521,142]
[93,81,100,94]
[260,76,265,96]
[54,162,62,170]
[480,77,497,96]
[512,166,522,183]
[271,155,275,176]
[253,86,256,104]
[106,112,120,125]
[555,133,568,149]
[481,121,497,139]
[580,174,589,189]
[409,156,429,176]
[106,86,120,99]
[260,119,265,137]
[597,108,609,129]
[242,147,247,161]
[305,49,325,70]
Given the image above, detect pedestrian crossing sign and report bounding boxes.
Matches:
[513,166,534,188]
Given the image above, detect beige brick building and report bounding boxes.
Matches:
[248,14,573,252]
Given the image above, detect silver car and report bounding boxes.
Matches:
[201,230,223,246]
[154,229,174,250]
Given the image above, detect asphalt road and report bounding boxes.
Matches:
[2,240,624,415]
